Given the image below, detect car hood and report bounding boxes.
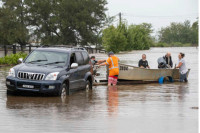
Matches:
[13,63,65,75]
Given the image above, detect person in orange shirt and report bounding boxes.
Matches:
[99,51,120,86]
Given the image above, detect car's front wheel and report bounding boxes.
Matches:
[85,80,92,91]
[7,90,16,95]
[59,83,69,97]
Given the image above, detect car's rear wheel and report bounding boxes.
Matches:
[59,83,69,97]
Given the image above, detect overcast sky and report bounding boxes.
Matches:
[106,0,198,34]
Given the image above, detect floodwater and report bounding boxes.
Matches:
[0,47,198,133]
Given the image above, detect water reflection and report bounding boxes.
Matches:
[177,83,189,101]
[6,91,96,121]
[6,96,63,109]
[107,86,118,116]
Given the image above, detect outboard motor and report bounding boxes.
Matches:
[157,57,167,68]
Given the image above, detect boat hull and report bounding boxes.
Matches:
[118,64,190,81]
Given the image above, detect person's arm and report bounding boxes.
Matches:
[170,57,173,68]
[176,62,182,68]
[99,62,107,66]
[94,60,100,65]
[147,61,150,69]
[99,58,110,67]
[138,60,141,67]
[97,59,106,64]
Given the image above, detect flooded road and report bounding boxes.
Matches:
[0,47,198,133]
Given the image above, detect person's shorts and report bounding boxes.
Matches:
[108,76,118,85]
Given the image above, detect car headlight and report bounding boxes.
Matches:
[45,72,59,80]
[8,68,15,77]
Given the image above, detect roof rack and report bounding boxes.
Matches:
[72,47,86,50]
[41,45,50,48]
[40,45,86,51]
[40,45,74,48]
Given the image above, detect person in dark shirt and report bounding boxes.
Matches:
[90,56,106,66]
[90,56,106,75]
[138,54,150,69]
[163,52,173,68]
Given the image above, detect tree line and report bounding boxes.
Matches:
[0,0,107,48]
[102,22,153,53]
[0,0,198,53]
[156,20,198,47]
[103,19,198,53]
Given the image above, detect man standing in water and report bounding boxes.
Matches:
[99,51,120,86]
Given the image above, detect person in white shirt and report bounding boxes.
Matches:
[176,52,188,82]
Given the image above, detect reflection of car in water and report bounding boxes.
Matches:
[6,47,93,96]
[6,96,64,109]
[6,91,94,119]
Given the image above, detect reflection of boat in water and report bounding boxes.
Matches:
[95,63,190,85]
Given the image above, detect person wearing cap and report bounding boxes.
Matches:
[99,51,120,86]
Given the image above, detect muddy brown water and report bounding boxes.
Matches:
[0,47,198,133]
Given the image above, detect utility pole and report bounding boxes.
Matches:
[119,12,122,24]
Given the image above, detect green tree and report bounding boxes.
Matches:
[117,22,129,50]
[102,25,127,53]
[0,0,107,46]
[0,0,29,50]
[158,20,198,45]
[127,23,153,50]
[102,22,153,52]
[191,19,198,45]
[25,0,107,45]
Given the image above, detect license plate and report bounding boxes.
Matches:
[22,85,34,89]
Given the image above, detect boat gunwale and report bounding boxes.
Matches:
[119,63,191,71]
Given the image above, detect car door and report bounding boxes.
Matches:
[75,52,85,88]
[81,51,91,80]
[68,53,79,89]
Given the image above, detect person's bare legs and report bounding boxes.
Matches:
[108,83,111,86]
[108,76,112,86]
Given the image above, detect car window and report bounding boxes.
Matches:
[75,52,84,65]
[24,51,68,66]
[70,53,76,66]
[82,51,89,65]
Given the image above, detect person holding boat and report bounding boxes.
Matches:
[138,54,150,69]
[163,52,173,68]
[175,52,188,82]
[99,51,120,86]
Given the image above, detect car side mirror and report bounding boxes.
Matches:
[71,63,78,69]
[18,58,23,64]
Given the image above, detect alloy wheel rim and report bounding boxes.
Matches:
[86,84,90,91]
[61,87,66,96]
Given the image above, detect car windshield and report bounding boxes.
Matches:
[24,50,69,66]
